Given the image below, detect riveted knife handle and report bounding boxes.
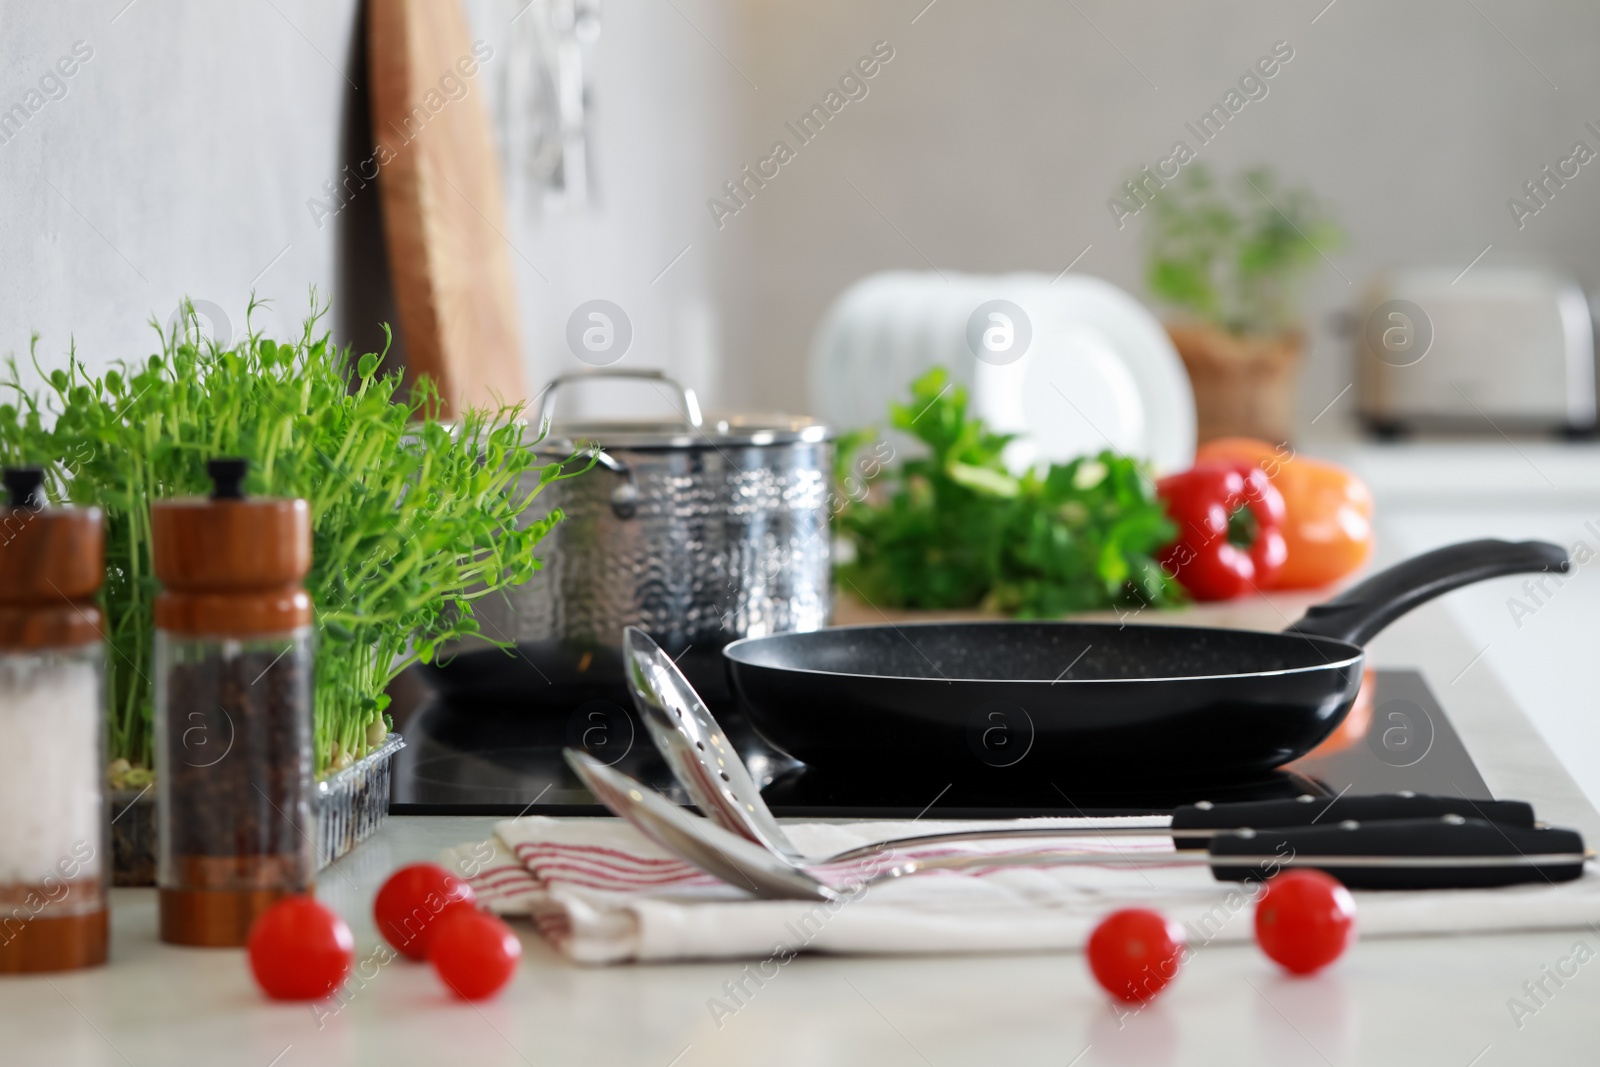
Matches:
[1206,818,1585,890]
[1171,793,1535,846]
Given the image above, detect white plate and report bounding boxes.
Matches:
[807,272,1195,473]
[1005,273,1196,473]
[973,319,1148,472]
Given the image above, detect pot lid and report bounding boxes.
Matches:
[539,413,832,451]
[531,370,832,450]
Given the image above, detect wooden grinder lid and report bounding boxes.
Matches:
[151,458,312,637]
[0,469,104,650]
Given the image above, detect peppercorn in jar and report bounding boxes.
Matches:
[154,458,314,947]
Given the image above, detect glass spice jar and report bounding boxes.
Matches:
[154,457,314,947]
[0,468,108,973]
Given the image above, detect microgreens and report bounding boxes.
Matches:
[0,295,572,776]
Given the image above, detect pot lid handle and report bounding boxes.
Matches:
[536,369,703,436]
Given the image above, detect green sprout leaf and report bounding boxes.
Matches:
[0,292,577,776]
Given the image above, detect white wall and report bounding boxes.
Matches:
[0,2,367,379]
[0,0,739,420]
[464,0,740,419]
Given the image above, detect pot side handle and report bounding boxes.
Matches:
[1286,539,1569,646]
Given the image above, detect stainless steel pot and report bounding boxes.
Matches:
[436,369,834,697]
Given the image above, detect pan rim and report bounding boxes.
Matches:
[722,620,1364,685]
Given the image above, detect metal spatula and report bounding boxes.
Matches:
[565,749,1589,901]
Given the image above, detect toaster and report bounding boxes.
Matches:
[1357,266,1596,435]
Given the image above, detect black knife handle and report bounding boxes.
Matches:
[1207,817,1586,890]
[1171,794,1534,837]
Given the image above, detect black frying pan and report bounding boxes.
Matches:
[723,540,1568,782]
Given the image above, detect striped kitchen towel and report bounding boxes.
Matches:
[441,814,1600,965]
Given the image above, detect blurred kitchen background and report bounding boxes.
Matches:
[3,0,1599,428]
[6,1,1600,796]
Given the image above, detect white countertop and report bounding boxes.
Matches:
[17,862,1600,1067]
[7,595,1600,1066]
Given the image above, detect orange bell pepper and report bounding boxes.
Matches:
[1193,438,1374,590]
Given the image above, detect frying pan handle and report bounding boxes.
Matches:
[1287,539,1569,646]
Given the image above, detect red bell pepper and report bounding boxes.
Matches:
[1156,464,1288,601]
[1194,437,1374,590]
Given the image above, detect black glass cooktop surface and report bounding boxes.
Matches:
[388,664,1490,818]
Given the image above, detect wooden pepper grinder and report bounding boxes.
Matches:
[153,458,315,946]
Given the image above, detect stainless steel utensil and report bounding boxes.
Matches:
[566,746,833,901]
[623,626,1536,862]
[564,750,1589,900]
[627,625,1167,861]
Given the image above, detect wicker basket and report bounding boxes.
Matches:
[1166,322,1302,445]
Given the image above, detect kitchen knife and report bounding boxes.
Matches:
[1168,792,1534,849]
[846,793,1545,856]
[1204,816,1586,890]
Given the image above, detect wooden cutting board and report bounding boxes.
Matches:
[368,0,527,415]
[829,590,1321,630]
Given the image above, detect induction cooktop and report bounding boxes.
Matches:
[387,663,1491,819]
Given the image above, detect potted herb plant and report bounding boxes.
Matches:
[0,297,568,879]
[1139,165,1343,444]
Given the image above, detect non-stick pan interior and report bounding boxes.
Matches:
[724,622,1357,682]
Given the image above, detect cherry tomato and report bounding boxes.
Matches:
[375,863,477,961]
[247,896,355,1001]
[428,910,522,1001]
[1086,908,1187,1003]
[1254,870,1357,975]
